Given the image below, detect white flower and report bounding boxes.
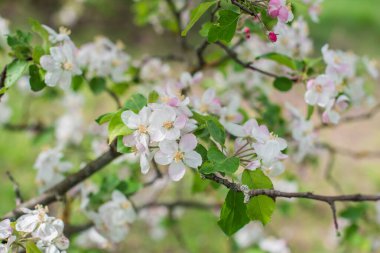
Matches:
[42,25,72,45]
[259,237,290,253]
[139,207,168,241]
[140,58,171,82]
[123,134,153,174]
[177,72,203,89]
[322,44,357,80]
[75,227,109,250]
[192,88,222,115]
[15,206,50,234]
[40,42,81,88]
[122,107,153,149]
[0,220,12,240]
[322,96,349,125]
[34,148,72,192]
[0,236,15,253]
[234,222,263,248]
[304,74,336,107]
[149,105,187,142]
[36,219,69,253]
[154,134,202,181]
[89,191,136,243]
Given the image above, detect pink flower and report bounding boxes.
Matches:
[268,0,294,23]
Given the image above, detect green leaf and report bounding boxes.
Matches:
[181,0,218,36]
[108,110,133,143]
[26,241,43,253]
[208,10,240,43]
[246,195,275,225]
[124,93,147,113]
[339,204,368,222]
[148,90,159,103]
[5,60,29,88]
[256,53,300,71]
[206,117,226,145]
[306,105,314,120]
[71,75,84,91]
[242,170,275,225]
[7,30,32,59]
[199,22,213,37]
[96,112,116,125]
[29,64,46,92]
[116,179,142,196]
[29,18,49,42]
[218,190,250,236]
[32,45,45,63]
[89,77,106,94]
[195,144,208,162]
[273,77,293,92]
[200,146,240,174]
[117,135,132,153]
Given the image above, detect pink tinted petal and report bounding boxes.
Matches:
[140,154,150,174]
[174,114,187,129]
[154,151,173,165]
[247,160,261,170]
[179,134,197,152]
[168,161,186,181]
[184,151,202,168]
[40,55,56,72]
[159,140,178,155]
[278,7,289,22]
[165,128,181,140]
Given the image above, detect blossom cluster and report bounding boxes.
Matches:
[0,206,69,253]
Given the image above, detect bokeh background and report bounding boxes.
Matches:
[0,0,380,252]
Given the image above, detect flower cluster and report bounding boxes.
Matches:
[86,190,136,243]
[304,44,378,125]
[34,147,72,192]
[77,37,131,83]
[0,206,69,253]
[40,26,81,89]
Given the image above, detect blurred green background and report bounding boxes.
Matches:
[0,0,380,252]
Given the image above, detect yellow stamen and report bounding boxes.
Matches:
[174,151,184,162]
[163,121,174,129]
[62,62,73,71]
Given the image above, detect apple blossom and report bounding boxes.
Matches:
[192,88,222,115]
[0,220,12,240]
[75,227,110,250]
[177,71,203,90]
[259,237,290,253]
[154,133,202,181]
[268,0,294,23]
[322,95,349,125]
[363,57,379,79]
[34,148,72,191]
[88,190,136,243]
[234,222,264,248]
[42,25,72,45]
[322,44,357,80]
[304,74,337,107]
[40,42,82,88]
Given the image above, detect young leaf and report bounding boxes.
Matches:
[200,146,239,174]
[242,170,275,225]
[5,60,29,88]
[26,241,43,253]
[89,77,106,94]
[181,0,218,36]
[306,105,314,120]
[218,190,250,236]
[108,110,133,143]
[148,90,159,103]
[256,52,300,71]
[273,77,293,92]
[95,112,116,125]
[117,135,132,153]
[124,93,147,113]
[208,10,240,43]
[29,64,46,92]
[206,117,226,145]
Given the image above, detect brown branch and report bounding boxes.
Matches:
[2,141,121,219]
[215,41,298,81]
[104,87,122,109]
[165,0,188,50]
[3,122,47,133]
[6,171,23,206]
[204,173,380,231]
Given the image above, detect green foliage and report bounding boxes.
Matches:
[124,93,147,113]
[96,112,116,125]
[7,30,32,59]
[32,46,45,64]
[89,77,106,94]
[256,52,303,71]
[29,18,49,43]
[207,10,240,43]
[242,170,275,225]
[29,64,46,92]
[306,105,314,120]
[148,90,159,103]
[199,146,240,174]
[26,241,43,253]
[206,117,226,145]
[71,75,84,91]
[117,135,132,154]
[5,59,29,88]
[108,110,133,143]
[218,190,250,236]
[339,204,368,223]
[181,0,218,36]
[273,77,293,92]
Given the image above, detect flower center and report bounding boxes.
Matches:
[269,132,278,140]
[333,56,341,64]
[59,26,71,35]
[163,121,174,129]
[62,62,73,71]
[174,151,184,162]
[112,59,121,67]
[138,124,148,134]
[315,84,323,93]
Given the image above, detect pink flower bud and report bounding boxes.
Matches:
[268,32,278,42]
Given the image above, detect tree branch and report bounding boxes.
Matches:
[6,171,23,206]
[2,141,121,219]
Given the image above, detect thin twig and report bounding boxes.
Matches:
[105,87,122,109]
[6,171,23,206]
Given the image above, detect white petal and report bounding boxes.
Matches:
[154,151,173,165]
[179,134,197,152]
[168,161,186,181]
[121,111,139,129]
[159,140,178,154]
[184,151,202,168]
[40,56,56,72]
